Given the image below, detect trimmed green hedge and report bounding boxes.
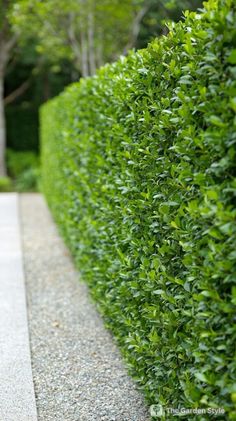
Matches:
[41,0,236,418]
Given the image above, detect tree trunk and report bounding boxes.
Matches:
[81,30,89,77]
[0,22,17,177]
[96,30,104,68]
[88,10,96,75]
[68,12,82,74]
[124,4,150,53]
[0,74,6,177]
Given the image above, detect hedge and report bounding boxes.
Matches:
[41,0,236,418]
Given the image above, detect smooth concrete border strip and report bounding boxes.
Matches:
[0,193,37,421]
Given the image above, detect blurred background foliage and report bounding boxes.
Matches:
[0,0,202,190]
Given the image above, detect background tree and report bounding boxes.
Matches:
[12,0,145,77]
[0,0,18,176]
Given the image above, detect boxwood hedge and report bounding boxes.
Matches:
[41,0,236,418]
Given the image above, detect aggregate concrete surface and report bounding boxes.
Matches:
[0,193,37,421]
[20,193,150,421]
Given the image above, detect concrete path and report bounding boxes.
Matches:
[20,194,150,421]
[0,193,37,421]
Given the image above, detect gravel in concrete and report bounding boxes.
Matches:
[20,193,150,421]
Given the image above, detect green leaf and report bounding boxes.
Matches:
[227,49,236,64]
[194,372,208,383]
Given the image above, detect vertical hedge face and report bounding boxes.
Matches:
[41,0,236,418]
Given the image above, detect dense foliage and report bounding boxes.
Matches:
[6,148,39,177]
[6,149,40,191]
[41,0,236,418]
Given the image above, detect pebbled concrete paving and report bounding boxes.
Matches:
[0,193,37,421]
[20,193,150,421]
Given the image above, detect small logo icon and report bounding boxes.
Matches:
[150,404,164,417]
